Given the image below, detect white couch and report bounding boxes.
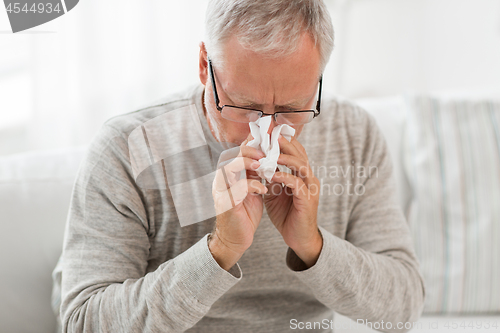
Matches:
[0,146,87,333]
[1,96,499,333]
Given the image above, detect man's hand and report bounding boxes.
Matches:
[264,135,322,268]
[210,133,268,271]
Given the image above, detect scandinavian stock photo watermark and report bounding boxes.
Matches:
[306,160,378,197]
[261,160,379,198]
[290,318,422,331]
[290,318,500,331]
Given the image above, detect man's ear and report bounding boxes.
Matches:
[199,42,208,86]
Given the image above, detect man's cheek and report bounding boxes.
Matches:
[232,126,251,144]
[293,125,304,138]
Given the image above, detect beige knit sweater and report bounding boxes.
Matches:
[52,84,425,333]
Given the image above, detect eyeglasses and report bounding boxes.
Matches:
[208,58,322,125]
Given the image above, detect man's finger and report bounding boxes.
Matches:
[222,156,260,176]
[239,145,265,161]
[214,157,260,190]
[214,177,267,214]
[231,178,268,206]
[290,135,308,159]
[271,171,308,200]
[277,154,314,184]
[279,135,307,161]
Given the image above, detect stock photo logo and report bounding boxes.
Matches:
[3,0,79,33]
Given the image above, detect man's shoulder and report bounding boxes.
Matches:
[307,95,376,137]
[102,85,203,138]
[323,96,374,123]
[301,94,385,163]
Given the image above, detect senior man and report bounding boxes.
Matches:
[53,0,425,332]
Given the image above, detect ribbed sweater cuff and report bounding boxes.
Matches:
[173,233,242,307]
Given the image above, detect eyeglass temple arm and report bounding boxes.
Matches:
[207,58,223,111]
[316,76,323,116]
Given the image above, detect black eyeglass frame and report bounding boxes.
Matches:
[208,58,322,124]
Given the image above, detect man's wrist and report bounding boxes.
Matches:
[208,232,243,271]
[290,228,323,269]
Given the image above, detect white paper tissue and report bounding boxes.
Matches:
[246,116,295,182]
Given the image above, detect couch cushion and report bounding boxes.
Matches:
[0,146,87,333]
[404,95,500,314]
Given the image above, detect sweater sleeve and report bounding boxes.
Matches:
[59,124,241,333]
[286,109,426,333]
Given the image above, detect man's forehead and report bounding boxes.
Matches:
[216,34,320,107]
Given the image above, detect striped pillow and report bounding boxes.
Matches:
[404,96,500,314]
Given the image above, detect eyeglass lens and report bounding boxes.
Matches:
[221,106,314,125]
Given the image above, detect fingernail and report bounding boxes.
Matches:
[251,161,260,169]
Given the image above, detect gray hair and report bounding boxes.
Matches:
[204,0,334,74]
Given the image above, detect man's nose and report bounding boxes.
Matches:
[267,116,278,136]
